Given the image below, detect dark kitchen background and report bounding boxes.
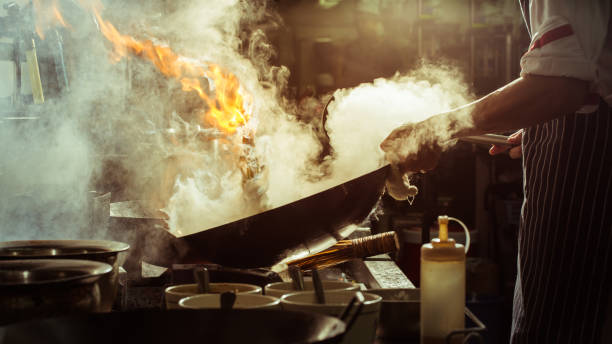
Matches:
[0,0,529,342]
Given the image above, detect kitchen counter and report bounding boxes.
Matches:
[342,227,414,289]
[342,255,414,289]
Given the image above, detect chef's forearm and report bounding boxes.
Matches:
[440,74,589,138]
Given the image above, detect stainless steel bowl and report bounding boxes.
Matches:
[0,240,129,311]
[0,259,112,324]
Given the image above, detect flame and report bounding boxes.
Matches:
[34,0,251,135]
[185,65,251,134]
[33,0,72,39]
[90,8,251,134]
[53,7,70,28]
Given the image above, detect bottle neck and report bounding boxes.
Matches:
[438,215,449,241]
[431,237,456,248]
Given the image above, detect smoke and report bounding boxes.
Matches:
[0,0,474,243]
[1,0,128,241]
[326,65,474,181]
[136,0,325,234]
[0,107,94,240]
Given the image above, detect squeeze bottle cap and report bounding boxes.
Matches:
[431,215,455,247]
[432,215,471,254]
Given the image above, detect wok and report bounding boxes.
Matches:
[110,165,390,268]
[0,309,346,344]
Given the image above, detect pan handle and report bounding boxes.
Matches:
[459,134,512,146]
[338,291,365,333]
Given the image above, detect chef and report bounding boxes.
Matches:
[381,0,612,343]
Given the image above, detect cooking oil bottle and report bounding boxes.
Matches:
[420,215,470,344]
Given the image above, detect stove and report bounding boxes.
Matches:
[115,262,284,310]
[113,228,413,311]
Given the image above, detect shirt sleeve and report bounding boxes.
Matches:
[520,0,610,81]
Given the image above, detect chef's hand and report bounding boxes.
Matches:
[489,129,523,159]
[380,121,443,174]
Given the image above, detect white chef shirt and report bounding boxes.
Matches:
[520,0,612,109]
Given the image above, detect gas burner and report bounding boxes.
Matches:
[115,261,282,311]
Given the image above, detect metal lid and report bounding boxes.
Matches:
[0,259,112,286]
[0,240,129,259]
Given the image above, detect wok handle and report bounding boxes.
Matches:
[351,231,399,258]
[459,134,512,146]
[338,291,365,332]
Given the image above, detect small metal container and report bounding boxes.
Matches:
[0,259,112,324]
[165,282,262,310]
[0,240,129,311]
[179,293,281,310]
[367,288,420,340]
[281,290,382,344]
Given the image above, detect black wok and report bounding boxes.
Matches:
[0,309,346,344]
[110,165,390,268]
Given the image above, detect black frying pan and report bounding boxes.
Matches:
[0,309,346,344]
[110,165,389,268]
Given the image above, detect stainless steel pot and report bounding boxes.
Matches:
[0,259,112,325]
[0,240,129,311]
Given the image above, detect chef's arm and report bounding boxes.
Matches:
[439,74,590,138]
[380,74,590,172]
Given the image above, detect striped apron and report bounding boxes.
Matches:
[511,3,612,342]
[511,101,612,343]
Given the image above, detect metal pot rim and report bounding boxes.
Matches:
[0,240,129,259]
[0,258,112,286]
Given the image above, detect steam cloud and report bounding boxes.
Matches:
[0,115,93,240]
[0,0,473,241]
[326,65,473,183]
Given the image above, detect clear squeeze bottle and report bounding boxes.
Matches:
[420,215,470,344]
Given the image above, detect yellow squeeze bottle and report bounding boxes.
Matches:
[420,215,466,344]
